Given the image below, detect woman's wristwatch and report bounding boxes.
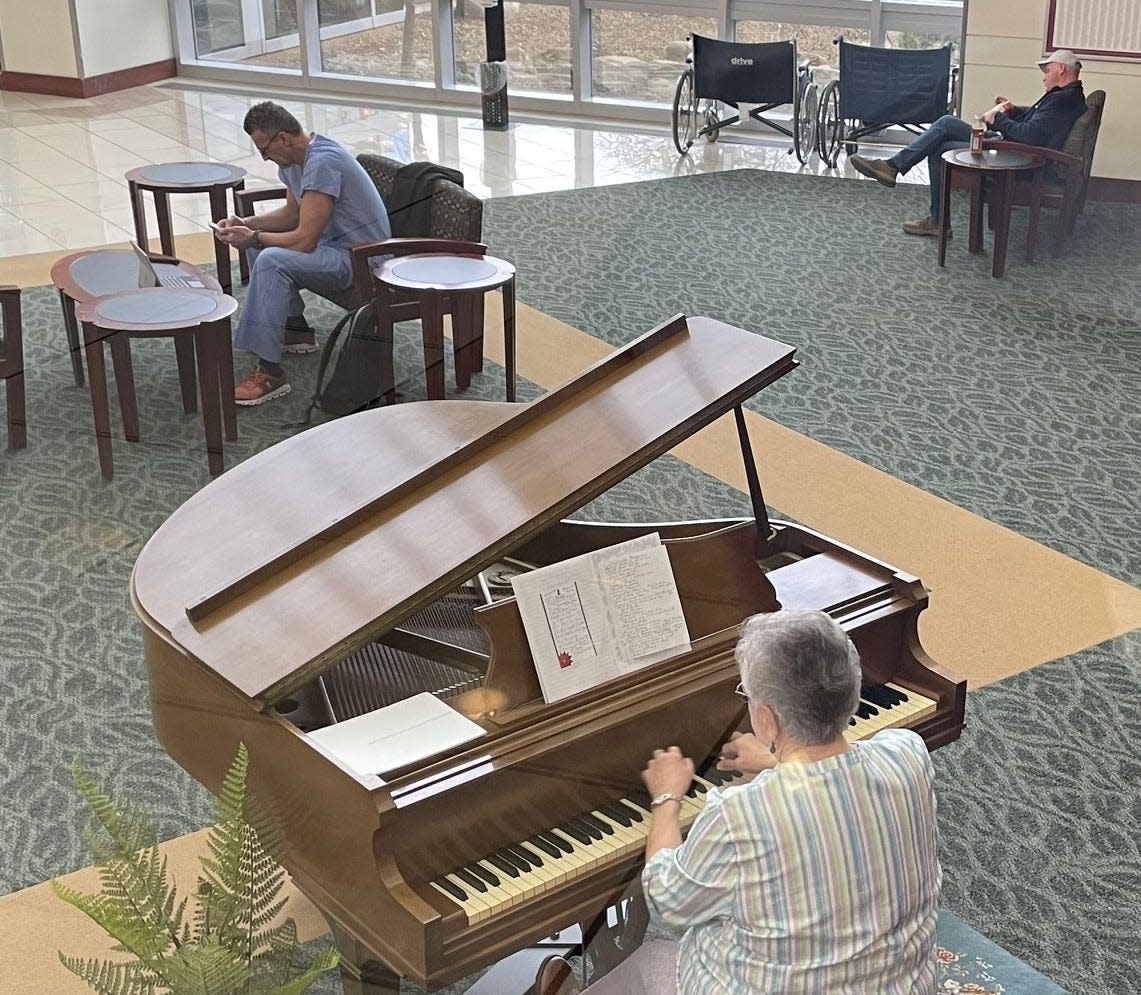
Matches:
[650,792,683,810]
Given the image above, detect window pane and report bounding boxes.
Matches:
[454,1,572,95]
[884,29,960,64]
[189,0,303,70]
[591,11,717,104]
[318,0,436,81]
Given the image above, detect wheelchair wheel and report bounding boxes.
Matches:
[816,80,843,168]
[793,81,817,165]
[672,68,698,155]
[704,103,720,143]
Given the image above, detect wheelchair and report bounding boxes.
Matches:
[671,35,817,164]
[816,37,958,168]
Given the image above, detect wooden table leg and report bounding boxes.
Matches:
[938,163,953,268]
[452,292,476,390]
[420,292,447,401]
[235,182,250,286]
[5,367,25,451]
[128,180,149,253]
[968,175,984,255]
[174,334,199,414]
[209,184,233,294]
[193,326,225,476]
[154,191,175,258]
[1026,166,1043,263]
[60,290,85,386]
[82,323,115,479]
[502,277,516,403]
[109,332,140,443]
[217,319,237,443]
[992,172,1015,278]
[471,290,486,373]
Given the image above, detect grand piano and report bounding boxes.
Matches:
[133,314,965,993]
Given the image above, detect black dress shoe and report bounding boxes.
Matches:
[531,954,581,995]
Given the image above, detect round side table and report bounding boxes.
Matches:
[74,288,239,480]
[126,162,247,293]
[50,248,220,389]
[939,148,1043,278]
[374,252,517,402]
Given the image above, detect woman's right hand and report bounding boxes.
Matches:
[717,731,777,774]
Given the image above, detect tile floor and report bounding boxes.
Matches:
[0,82,929,260]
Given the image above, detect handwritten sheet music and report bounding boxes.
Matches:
[510,534,691,703]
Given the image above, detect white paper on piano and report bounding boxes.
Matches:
[510,533,691,703]
[307,693,487,780]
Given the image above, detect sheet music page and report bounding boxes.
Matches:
[599,542,692,673]
[511,534,690,703]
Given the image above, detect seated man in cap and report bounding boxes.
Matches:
[849,50,1087,236]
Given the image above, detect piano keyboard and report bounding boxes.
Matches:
[431,682,937,925]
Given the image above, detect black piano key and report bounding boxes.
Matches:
[627,788,654,809]
[540,830,575,854]
[580,813,614,836]
[501,846,533,871]
[849,716,858,726]
[558,821,592,845]
[453,867,487,893]
[612,801,644,823]
[856,701,878,719]
[436,876,467,901]
[469,862,500,887]
[570,816,603,842]
[514,842,544,867]
[863,685,900,709]
[702,769,730,786]
[690,779,708,795]
[486,852,521,877]
[530,835,561,858]
[599,802,633,827]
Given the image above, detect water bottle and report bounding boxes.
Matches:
[970,116,985,155]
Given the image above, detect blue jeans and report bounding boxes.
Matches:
[888,114,972,220]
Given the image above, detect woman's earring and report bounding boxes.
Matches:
[769,741,777,755]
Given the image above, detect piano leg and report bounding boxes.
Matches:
[330,923,401,995]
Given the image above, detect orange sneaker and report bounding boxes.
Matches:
[235,367,291,406]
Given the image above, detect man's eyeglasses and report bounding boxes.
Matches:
[254,131,283,159]
[734,682,749,701]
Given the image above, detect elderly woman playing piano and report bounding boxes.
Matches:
[535,608,942,995]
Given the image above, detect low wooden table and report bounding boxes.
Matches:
[374,252,517,402]
[51,248,220,389]
[74,288,238,480]
[939,148,1044,278]
[126,162,247,293]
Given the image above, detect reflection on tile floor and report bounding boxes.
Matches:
[0,82,929,258]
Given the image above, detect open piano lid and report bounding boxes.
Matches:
[132,314,797,708]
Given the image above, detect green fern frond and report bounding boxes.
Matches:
[57,952,160,995]
[57,745,341,995]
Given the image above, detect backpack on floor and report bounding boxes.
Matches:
[305,302,387,421]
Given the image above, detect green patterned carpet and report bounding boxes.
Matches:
[1,169,1138,994]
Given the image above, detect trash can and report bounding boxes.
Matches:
[480,60,509,130]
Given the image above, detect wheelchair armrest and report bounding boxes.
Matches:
[234,185,288,218]
[0,285,19,299]
[145,251,181,265]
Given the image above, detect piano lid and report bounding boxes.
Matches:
[131,314,797,707]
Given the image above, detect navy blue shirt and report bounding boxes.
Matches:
[993,81,1086,147]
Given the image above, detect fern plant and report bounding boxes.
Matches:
[52,744,340,995]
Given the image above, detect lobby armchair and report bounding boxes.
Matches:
[980,89,1107,259]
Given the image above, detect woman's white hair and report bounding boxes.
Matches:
[734,609,861,745]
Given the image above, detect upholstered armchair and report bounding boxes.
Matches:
[981,89,1107,258]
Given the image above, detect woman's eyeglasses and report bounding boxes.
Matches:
[734,682,749,700]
